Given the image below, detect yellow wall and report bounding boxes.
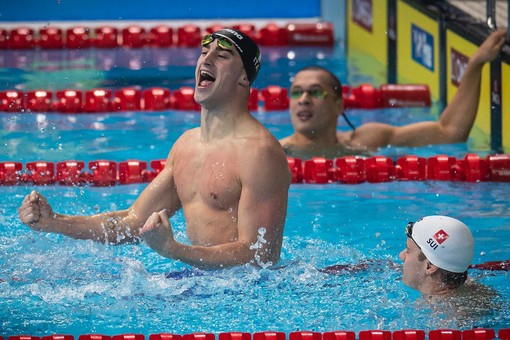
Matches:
[396,0,440,101]
[503,62,510,153]
[446,30,491,150]
[346,0,388,71]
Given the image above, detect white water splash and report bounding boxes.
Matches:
[250,227,273,269]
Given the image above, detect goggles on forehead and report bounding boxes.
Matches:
[405,221,414,238]
[201,33,235,51]
[289,88,328,100]
[405,221,421,249]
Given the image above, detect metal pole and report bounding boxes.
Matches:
[486,0,497,29]
[507,0,509,40]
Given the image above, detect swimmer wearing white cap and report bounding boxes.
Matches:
[399,215,474,295]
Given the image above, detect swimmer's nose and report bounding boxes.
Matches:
[399,249,406,261]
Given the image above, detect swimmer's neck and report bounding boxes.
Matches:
[288,131,338,147]
[200,107,253,142]
[421,281,460,296]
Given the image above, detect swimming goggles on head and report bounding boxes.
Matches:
[289,88,328,100]
[405,221,421,249]
[405,221,414,238]
[201,33,235,51]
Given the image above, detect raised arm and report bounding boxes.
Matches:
[352,28,507,150]
[18,152,181,244]
[140,141,292,269]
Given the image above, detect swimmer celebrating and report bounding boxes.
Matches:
[18,29,291,270]
[280,28,508,159]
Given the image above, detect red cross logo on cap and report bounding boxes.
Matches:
[433,229,449,244]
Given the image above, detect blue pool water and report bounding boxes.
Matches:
[1,44,510,335]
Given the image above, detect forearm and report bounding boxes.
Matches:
[47,210,140,244]
[438,55,485,142]
[157,240,257,270]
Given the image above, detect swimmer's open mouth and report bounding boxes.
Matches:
[199,70,216,87]
[297,111,313,121]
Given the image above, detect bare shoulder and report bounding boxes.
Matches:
[175,128,200,145]
[171,128,200,152]
[241,126,291,181]
[279,135,292,146]
[336,130,354,144]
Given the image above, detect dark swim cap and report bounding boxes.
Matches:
[213,28,261,84]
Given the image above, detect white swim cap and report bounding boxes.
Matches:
[409,215,474,273]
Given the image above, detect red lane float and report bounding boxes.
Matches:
[8,27,36,49]
[0,83,431,113]
[2,154,510,186]
[56,160,85,185]
[253,333,285,340]
[462,329,496,340]
[148,25,174,47]
[143,87,172,111]
[286,22,334,46]
[182,334,214,340]
[358,331,391,340]
[500,328,510,339]
[66,26,90,49]
[55,90,83,113]
[26,161,55,185]
[395,155,427,181]
[0,90,23,112]
[261,86,289,111]
[122,25,146,48]
[219,334,251,340]
[344,84,431,109]
[0,22,335,50]
[5,330,510,340]
[322,332,355,340]
[112,335,144,340]
[289,332,321,340]
[258,23,288,46]
[392,330,426,340]
[287,154,510,184]
[85,89,112,112]
[335,156,366,184]
[0,28,8,49]
[0,161,22,185]
[429,330,461,340]
[172,87,200,111]
[94,26,119,48]
[79,336,112,340]
[42,336,74,340]
[149,335,181,340]
[176,24,202,47]
[112,88,142,111]
[39,27,64,49]
[26,90,53,112]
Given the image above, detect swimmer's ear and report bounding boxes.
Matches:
[426,262,439,275]
[239,73,250,87]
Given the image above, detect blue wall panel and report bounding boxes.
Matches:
[0,0,321,22]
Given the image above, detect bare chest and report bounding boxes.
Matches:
[173,146,242,210]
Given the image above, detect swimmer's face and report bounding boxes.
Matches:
[399,238,428,291]
[195,38,247,105]
[289,69,342,137]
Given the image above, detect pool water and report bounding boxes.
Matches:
[1,44,509,336]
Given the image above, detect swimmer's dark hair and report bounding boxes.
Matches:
[418,251,468,289]
[299,65,343,99]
